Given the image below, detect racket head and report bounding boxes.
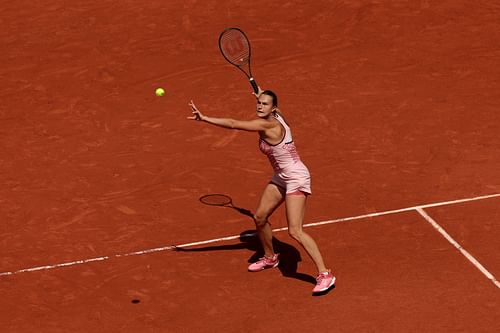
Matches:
[199,194,233,206]
[218,27,251,67]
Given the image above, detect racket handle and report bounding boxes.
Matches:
[249,78,259,94]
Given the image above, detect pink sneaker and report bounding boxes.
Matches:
[313,270,336,293]
[248,254,279,272]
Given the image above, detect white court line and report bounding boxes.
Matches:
[300,192,500,229]
[0,193,499,277]
[416,208,500,289]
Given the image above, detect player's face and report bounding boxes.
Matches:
[256,95,275,118]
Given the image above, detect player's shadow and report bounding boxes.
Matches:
[186,194,317,285]
[175,230,317,285]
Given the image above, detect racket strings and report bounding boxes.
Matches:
[220,31,250,66]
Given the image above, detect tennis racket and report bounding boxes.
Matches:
[218,28,259,94]
[199,194,253,217]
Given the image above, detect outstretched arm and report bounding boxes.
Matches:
[188,100,272,132]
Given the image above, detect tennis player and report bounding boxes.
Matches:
[188,89,335,294]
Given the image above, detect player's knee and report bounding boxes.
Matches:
[253,213,268,228]
[288,227,303,242]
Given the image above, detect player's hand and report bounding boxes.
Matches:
[252,86,264,99]
[188,100,204,121]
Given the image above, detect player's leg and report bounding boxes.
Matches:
[286,192,335,292]
[285,192,328,273]
[253,182,285,257]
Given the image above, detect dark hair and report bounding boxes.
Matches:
[261,90,278,108]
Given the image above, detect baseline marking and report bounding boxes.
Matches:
[0,193,499,277]
[416,207,500,289]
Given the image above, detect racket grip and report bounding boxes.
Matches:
[249,78,259,94]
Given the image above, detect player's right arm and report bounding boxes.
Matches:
[188,100,274,132]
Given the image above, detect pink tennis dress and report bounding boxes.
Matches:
[259,112,312,195]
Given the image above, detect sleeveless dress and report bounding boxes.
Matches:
[258,112,311,194]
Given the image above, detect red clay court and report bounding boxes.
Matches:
[1,1,499,332]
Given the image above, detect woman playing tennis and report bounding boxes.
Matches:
[188,89,335,294]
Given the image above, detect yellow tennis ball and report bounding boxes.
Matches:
[155,87,165,97]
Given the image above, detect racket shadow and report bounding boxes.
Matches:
[199,193,254,218]
[174,230,317,285]
[230,206,253,218]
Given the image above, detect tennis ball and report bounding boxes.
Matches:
[155,87,165,97]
